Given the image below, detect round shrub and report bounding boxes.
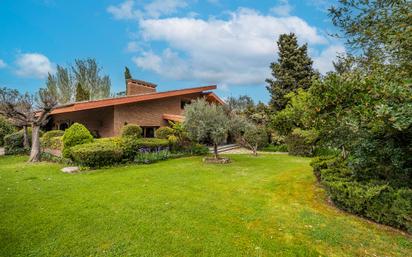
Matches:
[41,130,64,148]
[121,124,142,138]
[155,126,174,139]
[71,140,123,168]
[62,123,93,158]
[0,117,15,146]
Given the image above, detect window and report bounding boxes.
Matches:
[141,127,158,138]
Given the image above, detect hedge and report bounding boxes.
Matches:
[311,157,412,233]
[4,128,42,155]
[41,130,64,150]
[121,137,170,161]
[155,126,174,139]
[0,117,15,146]
[62,123,93,158]
[121,124,142,138]
[70,140,123,168]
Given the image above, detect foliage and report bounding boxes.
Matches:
[225,95,254,114]
[329,0,412,75]
[311,157,412,233]
[41,136,63,150]
[70,140,123,168]
[72,58,111,100]
[4,129,31,155]
[46,65,73,104]
[0,116,15,146]
[41,130,64,143]
[62,123,94,158]
[262,144,288,152]
[185,143,209,156]
[124,66,132,80]
[154,126,174,139]
[286,128,318,157]
[134,149,170,164]
[121,137,170,161]
[266,33,317,111]
[121,124,142,138]
[184,98,229,157]
[242,125,268,155]
[75,82,90,102]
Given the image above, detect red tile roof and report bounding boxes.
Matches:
[50,85,222,115]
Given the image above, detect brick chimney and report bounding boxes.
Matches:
[126,79,157,96]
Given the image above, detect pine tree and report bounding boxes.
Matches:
[266,33,317,111]
[75,83,90,102]
[124,66,132,80]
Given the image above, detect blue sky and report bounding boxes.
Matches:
[0,0,344,103]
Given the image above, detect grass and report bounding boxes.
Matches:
[0,154,410,257]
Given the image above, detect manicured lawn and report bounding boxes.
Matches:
[0,155,410,256]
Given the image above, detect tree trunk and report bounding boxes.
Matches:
[213,143,218,159]
[28,124,41,162]
[253,144,258,156]
[23,125,30,149]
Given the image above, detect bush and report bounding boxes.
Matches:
[186,143,209,155]
[62,123,93,158]
[155,126,174,139]
[135,149,170,164]
[41,130,64,149]
[121,124,142,138]
[3,128,40,155]
[71,140,123,168]
[311,157,412,233]
[286,128,318,157]
[262,144,288,152]
[121,137,170,161]
[0,117,15,146]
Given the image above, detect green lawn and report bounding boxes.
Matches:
[0,155,410,256]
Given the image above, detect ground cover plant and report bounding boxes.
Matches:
[0,154,410,257]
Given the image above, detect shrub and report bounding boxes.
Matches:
[71,140,123,168]
[286,128,318,157]
[187,143,209,155]
[121,124,142,138]
[0,117,15,146]
[41,130,64,149]
[3,128,40,155]
[155,126,174,139]
[262,144,288,152]
[121,137,170,161]
[135,149,170,164]
[62,123,93,158]
[311,157,412,233]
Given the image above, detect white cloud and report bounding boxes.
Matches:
[15,53,55,78]
[270,0,293,16]
[126,41,141,52]
[107,0,187,20]
[0,59,6,68]
[133,8,333,85]
[144,0,187,18]
[107,0,141,20]
[313,45,346,74]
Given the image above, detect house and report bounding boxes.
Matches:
[46,79,224,138]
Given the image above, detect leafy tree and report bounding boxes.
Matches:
[46,65,74,104]
[266,33,317,111]
[183,98,229,158]
[124,66,132,80]
[226,95,254,114]
[242,125,268,156]
[0,115,15,146]
[329,0,412,75]
[72,58,111,100]
[75,83,90,102]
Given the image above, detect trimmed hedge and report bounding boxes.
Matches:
[41,130,64,150]
[122,137,170,161]
[155,126,174,139]
[0,117,15,146]
[311,157,412,233]
[4,128,42,155]
[71,140,123,168]
[62,123,93,158]
[121,124,142,138]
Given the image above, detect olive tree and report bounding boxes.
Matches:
[183,98,229,158]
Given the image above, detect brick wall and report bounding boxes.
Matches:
[126,80,156,95]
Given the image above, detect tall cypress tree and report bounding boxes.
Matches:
[124,66,132,80]
[266,33,317,111]
[75,83,90,102]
